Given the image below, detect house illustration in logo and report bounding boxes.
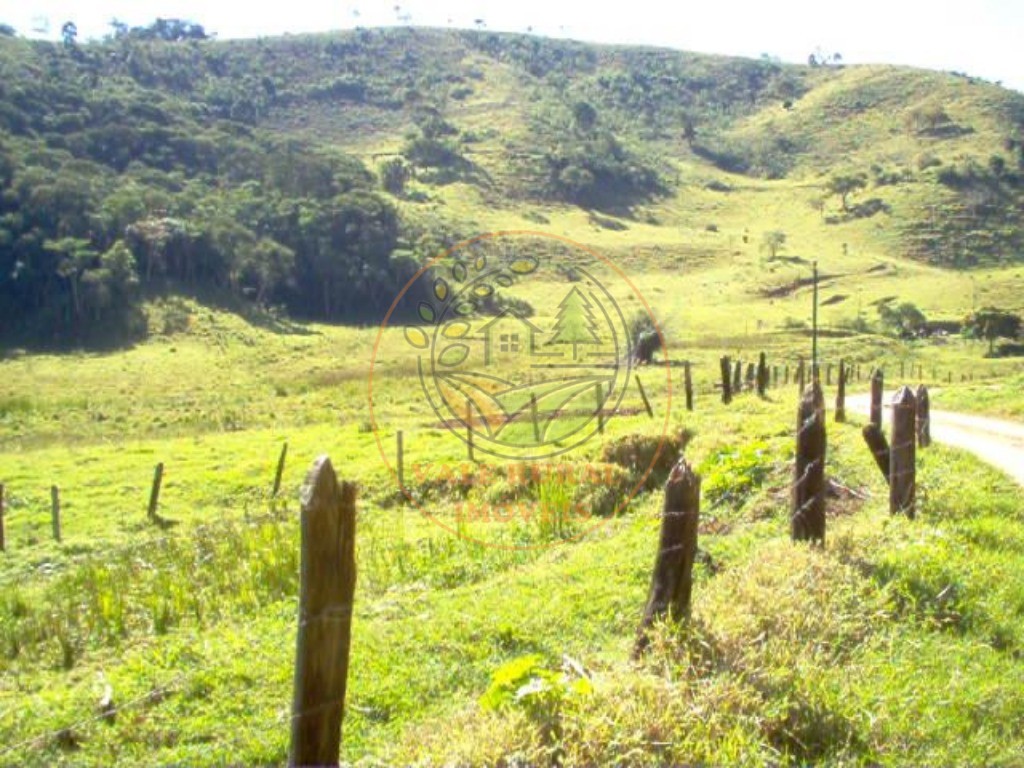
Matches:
[478,308,554,365]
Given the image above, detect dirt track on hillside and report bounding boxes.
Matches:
[847,392,1024,486]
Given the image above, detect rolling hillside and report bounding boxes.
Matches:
[1,25,1023,347]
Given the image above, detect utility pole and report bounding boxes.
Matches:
[811,260,819,378]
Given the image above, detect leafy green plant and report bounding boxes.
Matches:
[480,654,592,746]
[700,441,776,509]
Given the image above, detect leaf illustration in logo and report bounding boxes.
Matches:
[510,256,539,275]
[495,272,514,288]
[418,302,436,323]
[433,277,449,302]
[405,326,429,349]
[443,320,472,339]
[438,343,470,367]
[473,284,494,298]
[474,254,487,271]
[454,301,476,316]
[452,261,468,283]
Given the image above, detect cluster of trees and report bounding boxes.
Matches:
[0,33,426,345]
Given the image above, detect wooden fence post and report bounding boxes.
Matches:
[290,456,357,768]
[792,382,826,544]
[720,356,732,404]
[835,359,846,423]
[273,443,289,498]
[890,387,916,519]
[148,463,164,522]
[395,432,404,490]
[745,362,756,392]
[733,360,743,393]
[772,365,779,389]
[757,352,768,397]
[635,375,654,419]
[633,460,700,658]
[530,393,542,441]
[0,483,5,552]
[915,385,931,448]
[784,364,790,385]
[594,383,605,433]
[683,361,694,412]
[862,424,891,484]
[51,485,61,543]
[870,368,884,430]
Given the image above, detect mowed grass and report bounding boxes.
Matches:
[1,213,1023,765]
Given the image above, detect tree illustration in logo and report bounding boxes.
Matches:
[549,287,601,360]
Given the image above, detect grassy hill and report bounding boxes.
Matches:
[2,24,1024,767]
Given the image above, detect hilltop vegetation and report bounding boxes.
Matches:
[1,25,1023,347]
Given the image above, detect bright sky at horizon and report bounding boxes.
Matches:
[2,0,1022,92]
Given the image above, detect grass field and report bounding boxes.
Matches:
[3,27,1024,765]
[2,234,1023,764]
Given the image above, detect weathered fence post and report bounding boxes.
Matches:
[51,485,61,543]
[0,483,5,552]
[530,394,542,441]
[784,364,790,385]
[862,424,891,483]
[683,361,694,412]
[594,382,605,433]
[720,356,732,404]
[772,365,779,389]
[792,382,826,544]
[835,359,847,423]
[290,456,357,768]
[745,362,756,392]
[733,360,743,393]
[870,368,884,430]
[633,460,700,658]
[273,443,289,499]
[148,463,164,522]
[635,375,654,418]
[395,432,404,490]
[890,387,917,519]
[757,352,768,397]
[915,385,931,448]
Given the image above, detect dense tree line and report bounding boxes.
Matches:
[0,32,424,345]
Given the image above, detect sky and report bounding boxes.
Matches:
[1,0,1022,92]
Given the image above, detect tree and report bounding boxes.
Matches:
[761,230,787,260]
[61,21,78,48]
[826,172,867,212]
[877,301,926,338]
[549,287,601,360]
[964,307,1022,354]
[572,101,598,133]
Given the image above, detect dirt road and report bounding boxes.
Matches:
[847,392,1024,486]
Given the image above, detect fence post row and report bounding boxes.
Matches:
[835,358,847,423]
[862,424,891,484]
[148,462,165,522]
[274,442,289,498]
[634,459,700,658]
[890,387,917,519]
[50,485,61,543]
[720,356,732,404]
[915,385,931,448]
[870,368,884,430]
[290,456,357,768]
[792,382,826,544]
